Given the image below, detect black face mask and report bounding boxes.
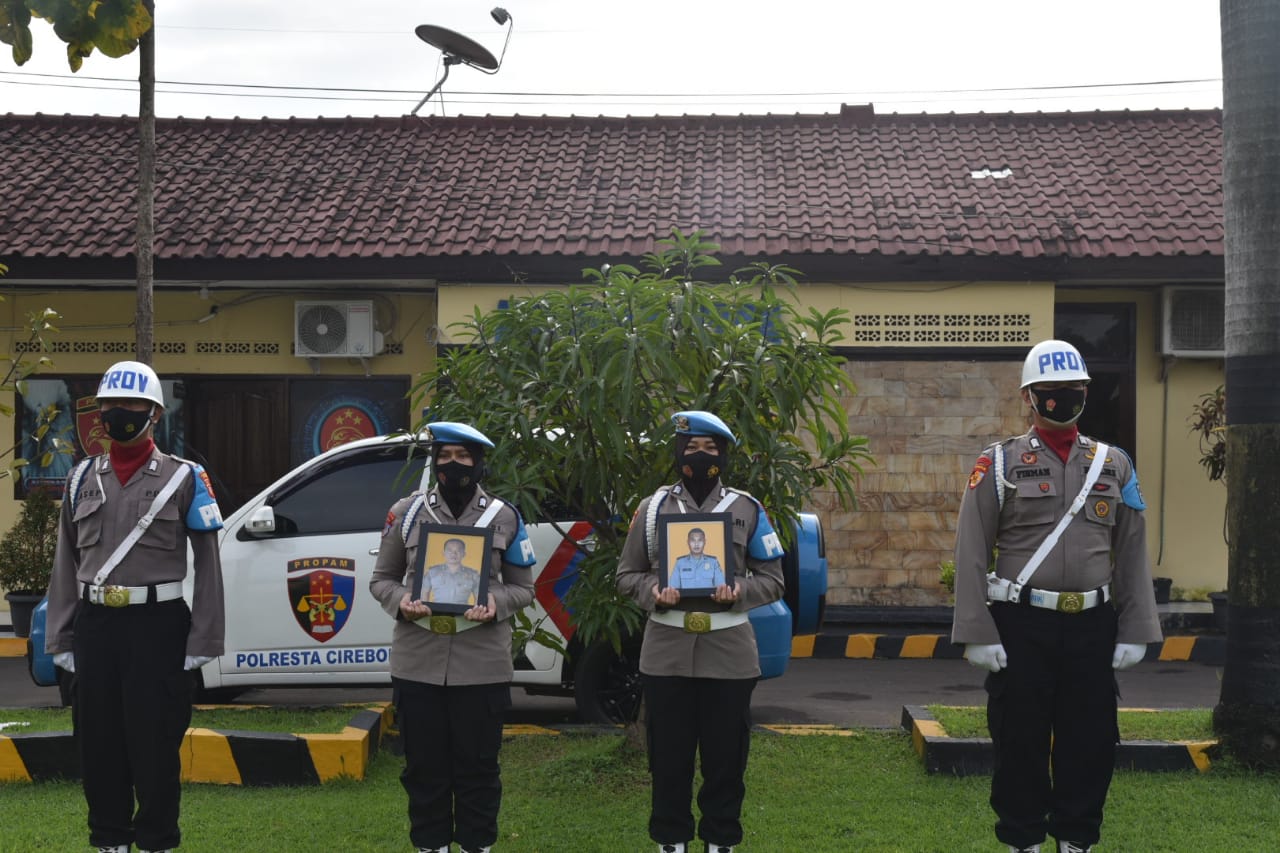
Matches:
[435,461,478,495]
[679,450,723,504]
[1030,387,1087,425]
[100,406,153,443]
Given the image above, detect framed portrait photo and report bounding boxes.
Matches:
[410,524,492,615]
[657,512,734,598]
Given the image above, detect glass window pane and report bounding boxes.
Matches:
[1055,306,1131,362]
[271,447,426,536]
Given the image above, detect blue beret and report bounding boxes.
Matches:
[425,421,494,448]
[672,411,737,445]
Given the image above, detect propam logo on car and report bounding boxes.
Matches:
[287,557,355,642]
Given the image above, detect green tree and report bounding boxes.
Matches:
[1216,0,1280,767]
[413,229,870,651]
[1,0,157,364]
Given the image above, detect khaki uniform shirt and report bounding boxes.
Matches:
[370,486,535,686]
[45,450,225,656]
[617,482,785,679]
[951,430,1162,646]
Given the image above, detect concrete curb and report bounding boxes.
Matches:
[791,634,1225,665]
[901,704,1217,776]
[0,703,394,786]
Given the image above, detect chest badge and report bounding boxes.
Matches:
[1094,500,1110,518]
[1021,452,1037,464]
[1039,482,1051,493]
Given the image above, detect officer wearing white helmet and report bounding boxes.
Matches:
[951,341,1161,853]
[617,411,785,853]
[45,360,225,853]
[369,421,536,853]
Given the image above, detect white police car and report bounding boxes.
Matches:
[29,434,827,722]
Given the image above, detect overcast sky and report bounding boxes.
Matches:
[0,1,1223,119]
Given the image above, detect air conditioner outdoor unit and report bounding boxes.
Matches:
[294,300,383,357]
[1161,286,1224,358]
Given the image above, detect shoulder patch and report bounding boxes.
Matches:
[185,463,223,531]
[968,454,992,490]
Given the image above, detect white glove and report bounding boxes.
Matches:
[1112,643,1146,670]
[184,655,214,671]
[965,643,1008,672]
[52,652,75,673]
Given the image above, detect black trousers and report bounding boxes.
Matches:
[987,602,1120,849]
[72,598,193,851]
[644,674,756,847]
[394,678,510,851]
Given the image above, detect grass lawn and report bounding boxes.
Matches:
[2,729,1279,851]
[928,705,1216,741]
[0,705,372,734]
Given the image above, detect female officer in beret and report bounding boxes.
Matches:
[617,411,785,853]
[370,422,535,853]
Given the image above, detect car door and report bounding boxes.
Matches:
[216,441,426,686]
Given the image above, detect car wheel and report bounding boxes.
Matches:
[573,638,642,724]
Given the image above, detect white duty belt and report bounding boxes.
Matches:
[83,464,191,607]
[83,580,184,608]
[987,442,1109,607]
[649,609,750,633]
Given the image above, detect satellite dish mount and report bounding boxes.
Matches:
[411,8,513,116]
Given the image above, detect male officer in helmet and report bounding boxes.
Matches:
[951,341,1161,853]
[617,411,785,853]
[45,360,225,853]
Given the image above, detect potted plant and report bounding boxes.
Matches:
[0,489,61,638]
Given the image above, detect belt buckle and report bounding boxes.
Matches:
[683,611,711,634]
[429,615,456,635]
[102,585,130,608]
[1057,592,1085,613]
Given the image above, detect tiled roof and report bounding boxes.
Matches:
[0,107,1223,267]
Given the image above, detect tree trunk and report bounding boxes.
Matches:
[1214,0,1280,768]
[134,1,156,365]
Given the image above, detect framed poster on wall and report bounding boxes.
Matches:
[15,377,185,499]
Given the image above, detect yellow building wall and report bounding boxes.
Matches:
[4,278,1227,606]
[436,284,564,341]
[787,280,1057,347]
[1057,288,1227,593]
[0,285,436,548]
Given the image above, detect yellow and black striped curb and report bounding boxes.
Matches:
[6,634,1226,664]
[0,703,393,786]
[901,704,1216,776]
[790,634,1226,665]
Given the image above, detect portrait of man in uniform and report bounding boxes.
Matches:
[658,513,734,597]
[410,526,491,614]
[670,528,725,590]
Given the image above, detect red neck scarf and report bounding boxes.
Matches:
[109,437,156,485]
[1035,425,1078,463]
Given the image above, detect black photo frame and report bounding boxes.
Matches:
[657,512,734,598]
[410,523,492,615]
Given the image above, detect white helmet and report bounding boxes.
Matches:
[1020,340,1090,388]
[97,360,165,408]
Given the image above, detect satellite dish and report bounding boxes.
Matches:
[414,25,499,71]
[410,9,514,116]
